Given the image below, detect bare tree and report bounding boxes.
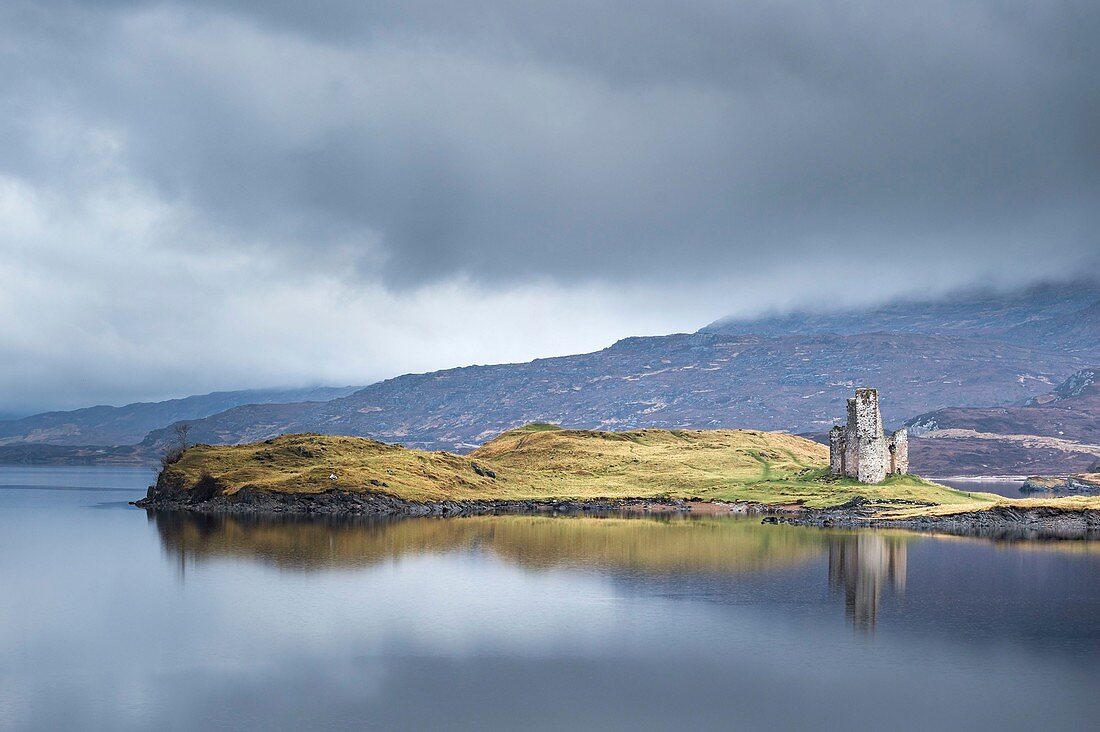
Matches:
[159,422,192,470]
[174,423,191,452]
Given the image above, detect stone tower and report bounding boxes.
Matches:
[829,388,908,484]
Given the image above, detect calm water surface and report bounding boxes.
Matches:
[936,478,1026,498]
[2,466,1100,731]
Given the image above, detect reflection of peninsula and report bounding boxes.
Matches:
[154,513,1098,637]
[828,534,908,633]
[152,512,828,575]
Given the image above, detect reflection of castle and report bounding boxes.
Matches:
[828,534,907,632]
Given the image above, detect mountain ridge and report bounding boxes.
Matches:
[0,386,362,448]
[141,329,1089,455]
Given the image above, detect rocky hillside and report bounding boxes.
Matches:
[906,368,1100,475]
[1029,368,1099,405]
[141,330,1087,455]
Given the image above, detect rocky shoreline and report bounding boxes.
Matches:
[133,484,1100,540]
[1020,474,1100,496]
[131,483,754,518]
[767,497,1100,540]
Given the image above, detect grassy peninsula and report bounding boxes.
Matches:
[153,424,1005,512]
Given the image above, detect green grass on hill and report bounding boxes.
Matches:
[513,422,565,433]
[157,425,1032,512]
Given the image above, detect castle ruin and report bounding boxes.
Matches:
[829,388,908,484]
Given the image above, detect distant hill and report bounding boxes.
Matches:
[906,368,1100,476]
[0,386,362,448]
[909,368,1100,436]
[1007,301,1100,354]
[142,329,1088,455]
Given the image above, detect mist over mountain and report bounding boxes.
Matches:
[3,280,1096,477]
[705,281,1100,341]
[139,282,1098,456]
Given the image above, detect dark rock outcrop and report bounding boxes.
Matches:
[775,504,1100,540]
[133,481,704,518]
[1020,475,1100,495]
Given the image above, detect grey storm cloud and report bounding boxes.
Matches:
[1,0,1099,414]
[2,0,1097,288]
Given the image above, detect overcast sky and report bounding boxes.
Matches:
[1,0,1098,414]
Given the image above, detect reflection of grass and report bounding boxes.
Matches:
[159,426,1099,514]
[473,515,828,573]
[155,513,829,574]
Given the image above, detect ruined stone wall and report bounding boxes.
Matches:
[843,397,860,478]
[887,428,909,475]
[855,388,887,484]
[829,426,846,475]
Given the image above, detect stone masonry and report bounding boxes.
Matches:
[829,388,909,484]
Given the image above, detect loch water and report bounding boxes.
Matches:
[936,478,1027,498]
[2,466,1099,731]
